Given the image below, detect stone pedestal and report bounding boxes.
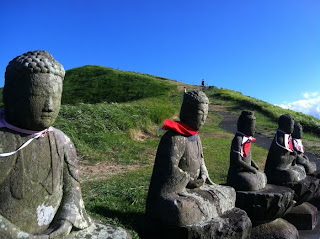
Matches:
[251,218,298,239]
[235,184,295,222]
[69,222,131,239]
[139,208,251,239]
[283,202,318,230]
[284,176,320,204]
[309,158,320,179]
[308,188,320,209]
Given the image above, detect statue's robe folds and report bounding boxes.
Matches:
[0,127,91,236]
[146,131,235,226]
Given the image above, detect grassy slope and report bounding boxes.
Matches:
[62,65,176,104]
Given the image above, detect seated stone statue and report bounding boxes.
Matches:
[0,51,130,239]
[142,91,251,238]
[264,114,306,185]
[292,122,317,175]
[227,110,267,191]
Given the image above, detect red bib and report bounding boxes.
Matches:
[242,136,256,157]
[162,119,198,136]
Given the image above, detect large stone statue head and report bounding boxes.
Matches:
[237,110,256,136]
[278,114,294,134]
[179,91,209,131]
[3,50,65,131]
[292,121,303,139]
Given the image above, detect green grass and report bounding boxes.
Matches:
[82,168,152,239]
[62,65,176,105]
[54,96,176,164]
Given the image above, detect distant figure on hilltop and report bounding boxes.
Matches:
[0,50,130,238]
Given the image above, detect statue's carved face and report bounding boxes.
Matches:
[180,102,208,131]
[195,103,208,130]
[240,117,256,136]
[279,115,294,134]
[5,74,62,130]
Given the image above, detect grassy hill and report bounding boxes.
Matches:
[62,65,176,104]
[0,66,320,238]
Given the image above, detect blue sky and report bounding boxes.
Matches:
[1,1,320,117]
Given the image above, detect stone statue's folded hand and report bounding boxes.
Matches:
[201,174,214,185]
[252,164,259,170]
[187,178,204,189]
[290,151,297,157]
[41,220,72,238]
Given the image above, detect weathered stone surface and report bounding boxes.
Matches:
[140,207,251,239]
[284,176,320,205]
[143,91,251,238]
[251,218,299,239]
[227,111,267,191]
[308,187,320,209]
[0,50,130,238]
[236,184,295,222]
[69,222,131,239]
[283,202,318,230]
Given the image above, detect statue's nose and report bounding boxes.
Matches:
[44,97,53,111]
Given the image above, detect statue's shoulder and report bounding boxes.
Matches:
[0,128,20,142]
[52,128,79,167]
[233,135,243,143]
[161,130,187,145]
[52,127,74,147]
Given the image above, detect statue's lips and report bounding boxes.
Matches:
[41,113,54,119]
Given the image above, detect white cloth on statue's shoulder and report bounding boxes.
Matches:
[0,109,53,157]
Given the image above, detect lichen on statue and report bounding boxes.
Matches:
[145,91,236,226]
[0,51,130,239]
[227,111,267,191]
[292,122,317,175]
[264,114,306,185]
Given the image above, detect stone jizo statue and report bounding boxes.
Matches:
[142,91,251,238]
[264,114,306,185]
[227,111,267,191]
[0,51,130,239]
[292,122,317,175]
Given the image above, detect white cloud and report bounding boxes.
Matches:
[303,91,318,99]
[278,92,320,119]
